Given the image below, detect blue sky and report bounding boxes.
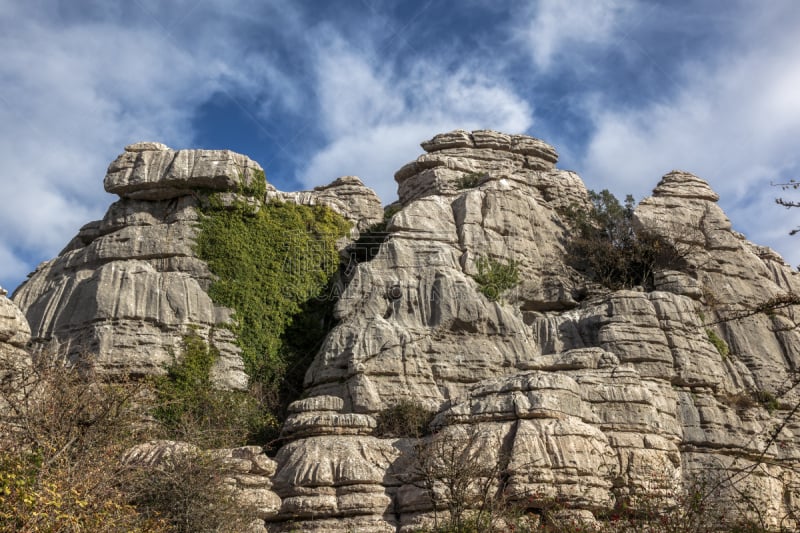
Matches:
[2,0,800,292]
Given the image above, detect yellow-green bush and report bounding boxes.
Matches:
[151,332,278,448]
[473,256,520,301]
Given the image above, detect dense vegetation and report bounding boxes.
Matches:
[0,354,171,532]
[194,191,350,413]
[152,332,276,447]
[562,189,684,290]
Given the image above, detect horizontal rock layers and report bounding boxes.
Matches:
[10,130,800,531]
[12,143,382,389]
[269,131,800,531]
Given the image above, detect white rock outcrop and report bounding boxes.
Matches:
[265,131,800,531]
[12,131,800,531]
[12,143,382,389]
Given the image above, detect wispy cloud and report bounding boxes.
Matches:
[298,37,533,202]
[0,1,302,290]
[579,1,800,265]
[3,0,800,293]
[515,0,638,71]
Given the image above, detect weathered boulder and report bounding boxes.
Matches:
[105,142,268,201]
[395,129,585,214]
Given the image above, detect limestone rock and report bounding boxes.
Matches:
[0,293,30,348]
[12,193,248,389]
[12,144,378,390]
[105,143,267,201]
[396,129,568,206]
[0,295,33,433]
[269,176,383,232]
[269,133,800,530]
[13,132,800,530]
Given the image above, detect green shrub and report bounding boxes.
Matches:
[195,196,350,413]
[752,390,780,413]
[239,168,268,198]
[706,329,729,358]
[375,400,435,438]
[473,256,520,301]
[151,332,277,448]
[455,172,486,190]
[562,190,685,290]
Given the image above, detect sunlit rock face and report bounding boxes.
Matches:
[268,131,800,532]
[12,143,381,390]
[12,130,800,531]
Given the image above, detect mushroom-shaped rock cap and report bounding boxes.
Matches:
[420,129,558,164]
[105,143,267,201]
[651,170,720,202]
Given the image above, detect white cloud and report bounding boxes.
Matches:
[0,13,225,290]
[516,0,638,70]
[298,40,534,202]
[580,2,800,266]
[0,1,305,291]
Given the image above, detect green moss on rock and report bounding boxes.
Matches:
[195,194,350,397]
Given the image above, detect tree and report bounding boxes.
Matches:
[0,351,169,532]
[562,190,686,290]
[774,179,800,235]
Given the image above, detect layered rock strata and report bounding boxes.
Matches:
[267,131,800,531]
[0,294,33,432]
[12,130,800,531]
[12,143,381,388]
[268,175,383,232]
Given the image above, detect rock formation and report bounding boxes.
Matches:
[12,142,382,389]
[10,130,800,531]
[0,293,33,429]
[267,131,800,531]
[268,175,384,232]
[122,440,281,532]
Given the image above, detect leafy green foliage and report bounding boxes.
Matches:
[151,333,277,448]
[473,256,520,301]
[239,168,268,198]
[705,329,729,358]
[455,172,486,190]
[375,400,435,438]
[562,189,684,290]
[195,197,350,399]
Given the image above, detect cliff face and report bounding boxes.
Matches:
[270,131,800,531]
[0,292,33,429]
[11,142,382,389]
[9,130,800,531]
